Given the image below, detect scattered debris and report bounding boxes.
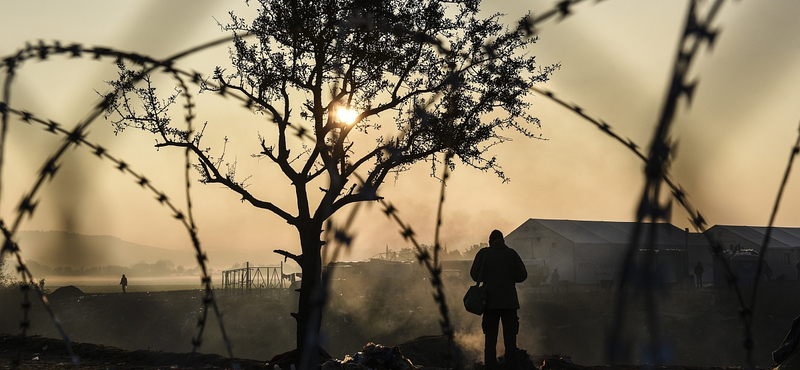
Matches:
[323,342,415,370]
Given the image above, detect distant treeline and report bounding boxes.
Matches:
[19,243,486,278]
[24,259,207,277]
[385,243,485,261]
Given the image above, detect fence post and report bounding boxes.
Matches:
[220,264,288,294]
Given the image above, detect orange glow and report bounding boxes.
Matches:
[336,107,358,125]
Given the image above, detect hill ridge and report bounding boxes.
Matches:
[12,230,270,271]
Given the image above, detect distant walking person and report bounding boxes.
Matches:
[694,262,704,288]
[550,268,560,293]
[471,230,527,370]
[120,274,128,293]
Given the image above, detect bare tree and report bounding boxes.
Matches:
[103,0,556,354]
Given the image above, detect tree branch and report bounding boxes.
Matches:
[273,249,301,263]
[161,140,298,224]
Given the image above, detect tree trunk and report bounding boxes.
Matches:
[295,223,324,365]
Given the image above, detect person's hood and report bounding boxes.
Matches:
[490,238,507,248]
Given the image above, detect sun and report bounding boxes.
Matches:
[336,107,358,126]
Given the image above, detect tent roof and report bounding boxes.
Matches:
[508,218,687,246]
[709,225,800,248]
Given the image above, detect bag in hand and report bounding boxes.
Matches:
[465,257,487,315]
[463,282,486,315]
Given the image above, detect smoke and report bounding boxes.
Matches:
[454,330,485,364]
[323,262,441,355]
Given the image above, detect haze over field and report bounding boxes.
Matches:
[0,231,288,288]
[14,230,273,267]
[0,0,799,268]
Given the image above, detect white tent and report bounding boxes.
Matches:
[505,219,689,284]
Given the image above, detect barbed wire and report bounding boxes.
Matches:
[519,0,607,36]
[168,70,236,362]
[0,26,468,367]
[0,100,239,361]
[0,222,79,369]
[0,33,460,368]
[3,1,789,368]
[531,1,800,367]
[378,152,456,363]
[604,0,738,366]
[521,0,775,366]
[0,37,247,368]
[751,121,800,326]
[0,3,623,368]
[531,81,753,364]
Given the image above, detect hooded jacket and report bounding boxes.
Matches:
[470,238,527,309]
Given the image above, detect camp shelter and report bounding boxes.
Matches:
[706,225,800,285]
[505,219,689,285]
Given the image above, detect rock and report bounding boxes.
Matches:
[48,286,83,300]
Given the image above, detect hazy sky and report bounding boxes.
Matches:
[1,0,799,267]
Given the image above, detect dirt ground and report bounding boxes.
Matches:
[0,334,750,370]
[1,279,798,369]
[0,334,266,370]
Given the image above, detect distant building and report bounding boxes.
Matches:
[505,219,800,287]
[505,219,693,285]
[706,225,800,285]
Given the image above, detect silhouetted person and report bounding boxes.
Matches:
[550,268,560,293]
[471,230,527,370]
[694,262,704,288]
[120,274,128,293]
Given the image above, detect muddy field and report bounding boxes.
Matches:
[1,278,798,369]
